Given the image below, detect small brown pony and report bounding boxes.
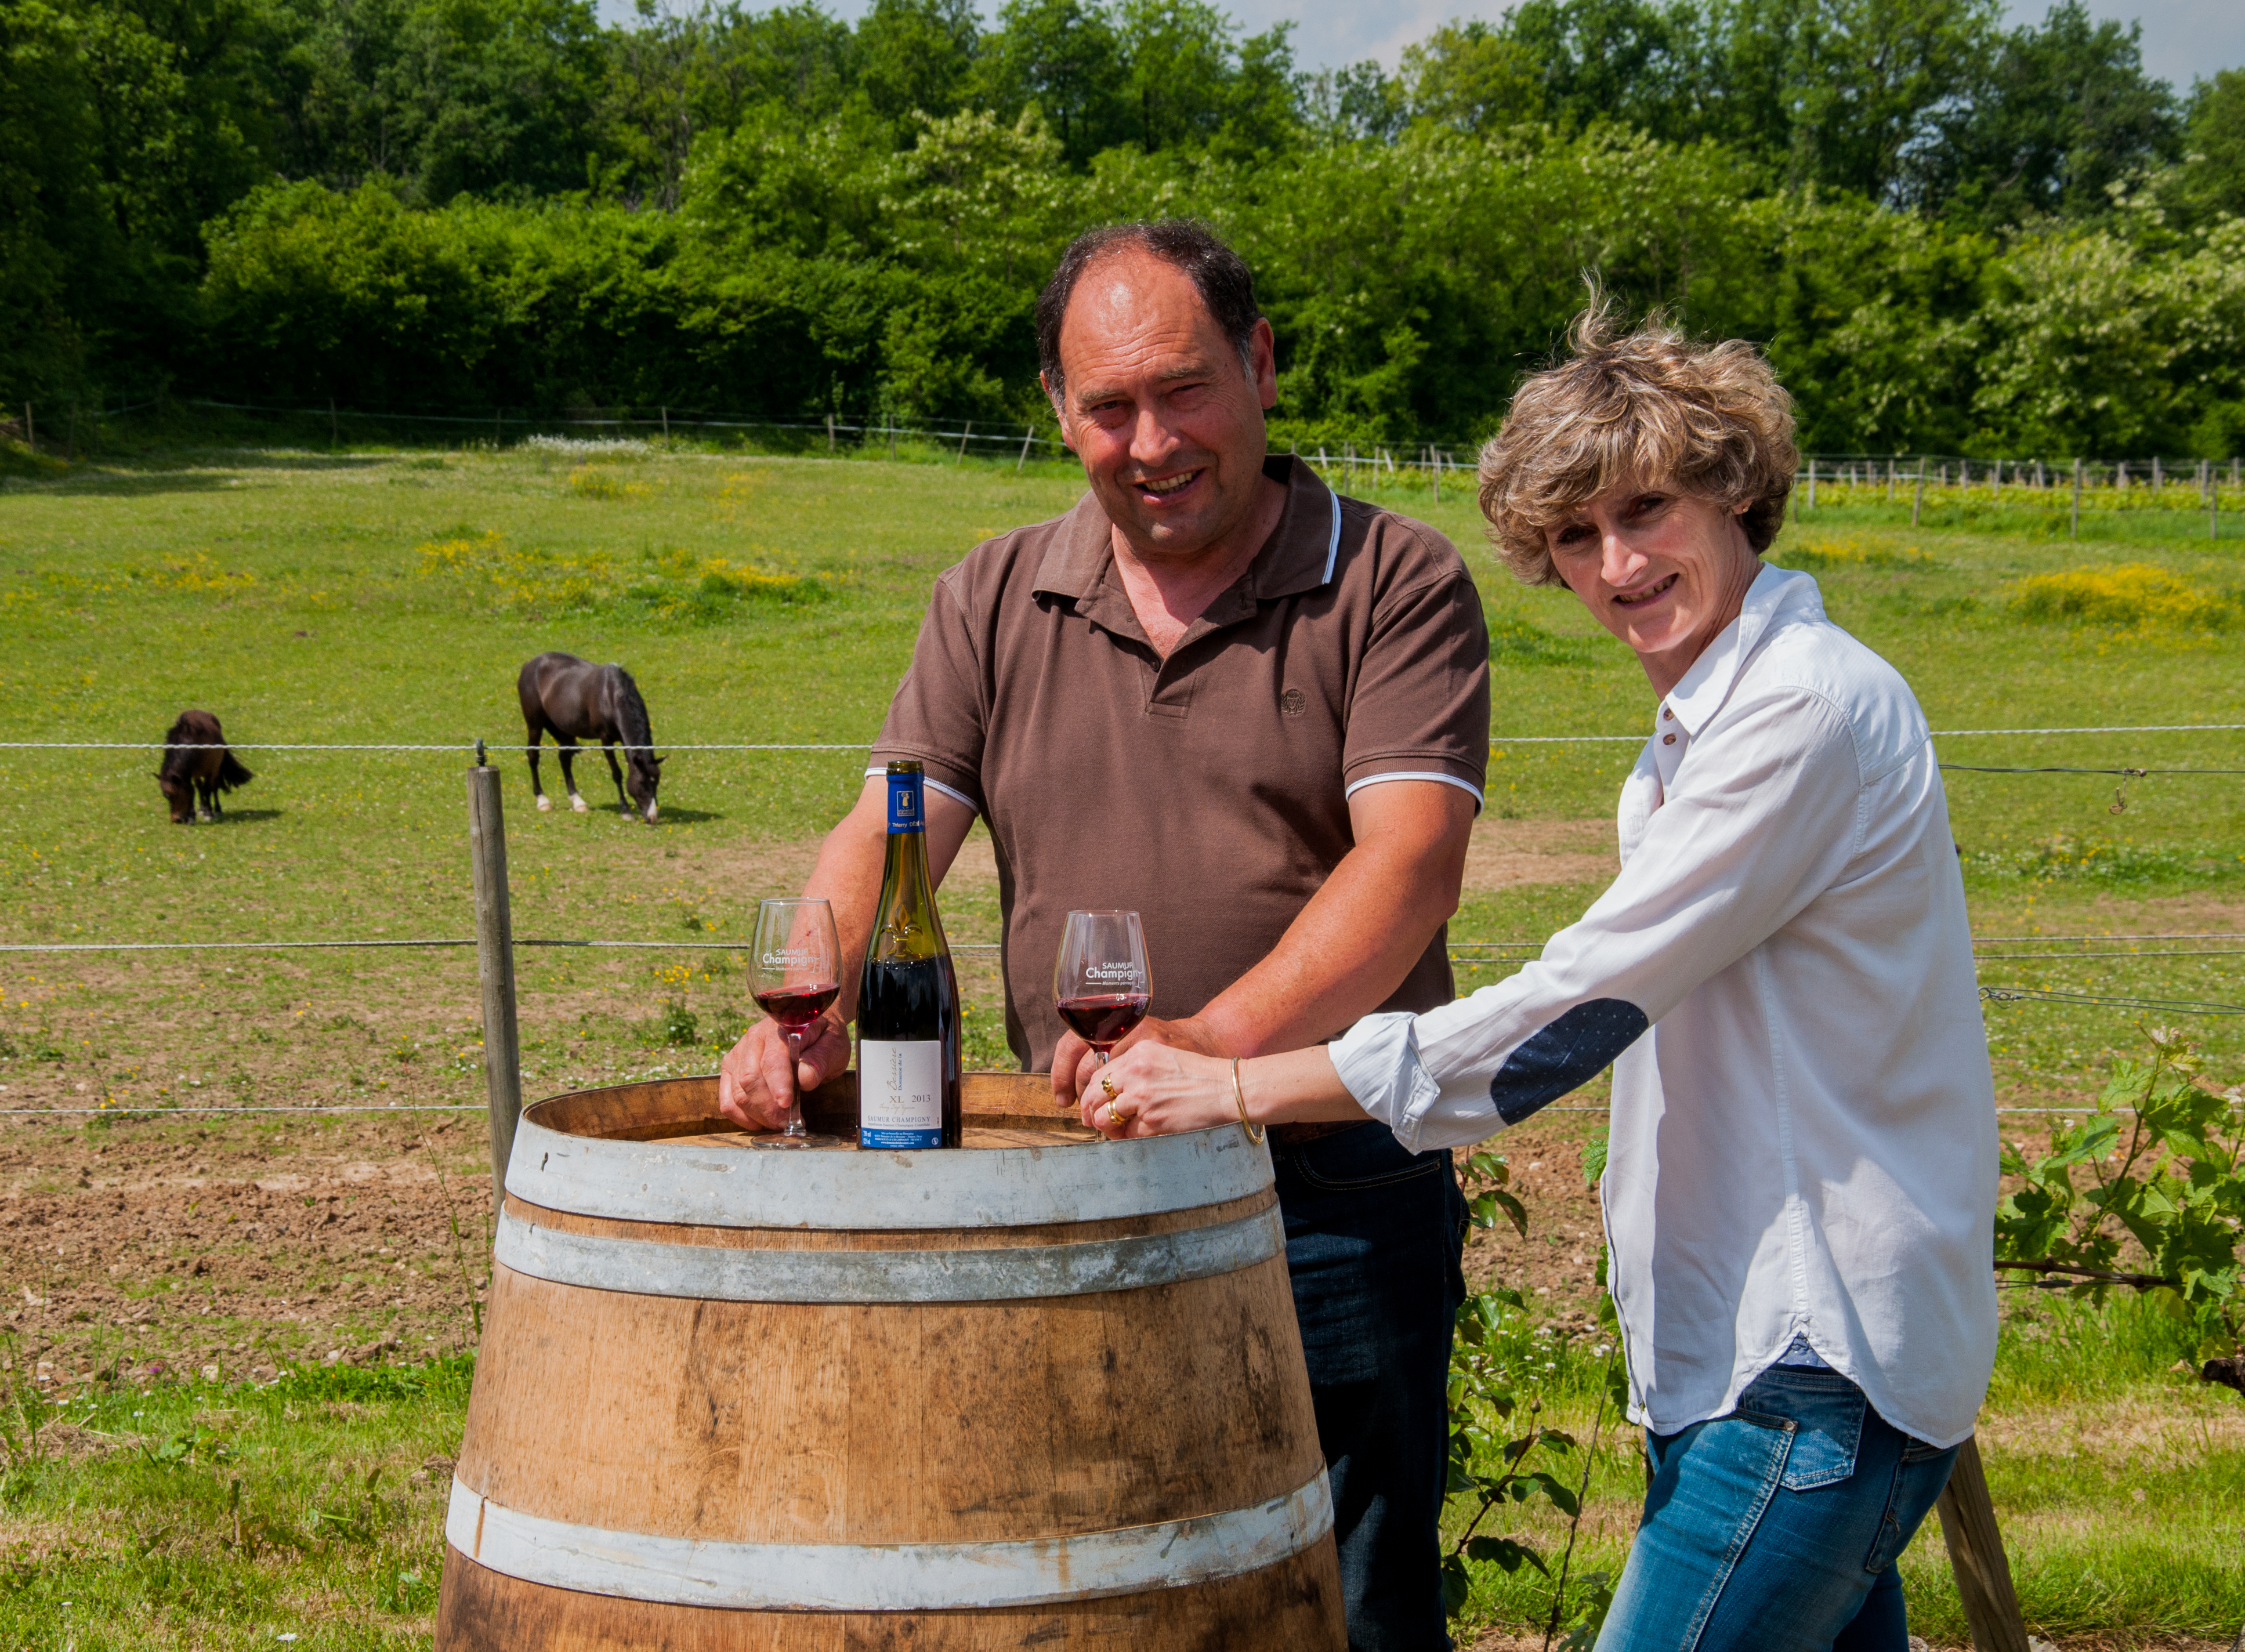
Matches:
[157,710,254,823]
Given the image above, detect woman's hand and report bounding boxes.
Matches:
[1077,1041,1239,1139]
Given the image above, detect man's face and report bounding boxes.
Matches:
[1047,252,1277,563]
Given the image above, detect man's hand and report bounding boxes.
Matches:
[1052,1013,1230,1107]
[718,1009,850,1131]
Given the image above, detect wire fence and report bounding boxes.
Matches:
[5,722,2243,755]
[1,720,2239,1124]
[19,396,2245,548]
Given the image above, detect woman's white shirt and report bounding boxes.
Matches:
[1330,563,1998,1447]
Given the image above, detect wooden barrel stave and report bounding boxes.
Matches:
[441,1541,1343,1649]
[437,1075,1344,1649]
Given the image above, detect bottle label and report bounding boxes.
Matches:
[886,770,924,835]
[859,1039,943,1149]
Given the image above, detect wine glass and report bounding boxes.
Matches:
[1053,911,1151,1065]
[749,898,841,1141]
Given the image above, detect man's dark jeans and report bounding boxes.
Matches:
[1274,1122,1469,1652]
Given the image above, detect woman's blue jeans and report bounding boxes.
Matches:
[1595,1365,1960,1652]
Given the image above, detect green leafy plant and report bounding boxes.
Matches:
[1442,1147,1624,1646]
[1461,1149,1527,1239]
[1994,1028,2245,1392]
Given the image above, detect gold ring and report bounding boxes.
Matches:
[1107,1098,1122,1127]
[1099,1074,1118,1100]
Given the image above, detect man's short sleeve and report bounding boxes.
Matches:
[870,572,987,814]
[1341,550,1491,807]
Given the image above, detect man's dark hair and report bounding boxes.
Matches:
[1035,220,1263,404]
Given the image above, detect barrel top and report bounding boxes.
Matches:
[505,1075,1274,1230]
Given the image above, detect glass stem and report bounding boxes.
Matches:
[784,1029,806,1137]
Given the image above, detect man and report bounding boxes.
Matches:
[719,219,1490,1650]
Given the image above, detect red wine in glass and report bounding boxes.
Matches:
[750,898,841,1141]
[1056,992,1150,1052]
[753,983,839,1032]
[1053,911,1152,1063]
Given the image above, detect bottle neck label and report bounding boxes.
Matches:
[886,770,925,835]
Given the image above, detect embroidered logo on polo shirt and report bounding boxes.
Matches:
[1280,688,1308,715]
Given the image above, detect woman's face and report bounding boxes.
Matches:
[1544,482,1765,696]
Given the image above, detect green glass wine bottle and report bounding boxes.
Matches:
[856,760,963,1149]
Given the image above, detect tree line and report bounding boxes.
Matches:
[5,0,2244,457]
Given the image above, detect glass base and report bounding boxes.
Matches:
[744,1131,846,1150]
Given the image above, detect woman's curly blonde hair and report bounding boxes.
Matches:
[1478,301,1798,586]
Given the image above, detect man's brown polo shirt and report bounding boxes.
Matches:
[870,454,1491,1071]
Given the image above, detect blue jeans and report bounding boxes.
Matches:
[1274,1123,1469,1652]
[1596,1365,1961,1652]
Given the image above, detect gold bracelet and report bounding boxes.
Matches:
[1230,1057,1266,1146]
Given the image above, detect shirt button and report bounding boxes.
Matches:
[1662,708,1674,720]
[1662,734,1676,745]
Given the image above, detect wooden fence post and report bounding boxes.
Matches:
[21,404,30,454]
[1913,458,1925,528]
[1017,423,1034,472]
[1429,447,1440,505]
[468,755,523,1217]
[663,404,671,441]
[1935,1436,2030,1652]
[2072,459,2083,539]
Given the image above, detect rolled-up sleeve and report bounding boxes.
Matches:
[1333,687,1869,1151]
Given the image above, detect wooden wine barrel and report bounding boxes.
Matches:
[436,1071,1344,1650]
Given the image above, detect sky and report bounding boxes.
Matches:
[595,0,2244,90]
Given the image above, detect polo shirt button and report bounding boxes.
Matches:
[1662,734,1676,745]
[1662,708,1674,720]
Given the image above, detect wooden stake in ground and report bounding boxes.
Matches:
[2072,458,2083,539]
[1017,423,1034,472]
[1913,458,1925,528]
[467,760,523,1215]
[1935,1436,2030,1652]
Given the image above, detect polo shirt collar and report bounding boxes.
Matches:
[1031,455,1341,615]
[1662,561,1824,736]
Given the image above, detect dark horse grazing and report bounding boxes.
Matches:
[157,710,254,824]
[518,653,663,823]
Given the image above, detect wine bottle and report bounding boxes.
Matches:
[856,760,962,1149]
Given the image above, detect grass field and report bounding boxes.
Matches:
[0,435,2242,1646]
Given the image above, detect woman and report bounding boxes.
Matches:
[1085,308,1998,1651]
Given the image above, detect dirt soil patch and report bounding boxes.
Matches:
[1464,818,1617,893]
[2,1113,493,1397]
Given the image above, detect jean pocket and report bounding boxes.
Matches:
[1864,1439,1960,1573]
[1737,1368,1866,1492]
[1293,1124,1447,1192]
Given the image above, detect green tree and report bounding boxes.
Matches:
[1971,218,2245,455]
[1113,0,1232,154]
[0,1,107,404]
[1399,20,1544,135]
[854,0,979,125]
[2167,68,2245,224]
[974,0,1125,166]
[273,0,609,203]
[1910,1,2180,228]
